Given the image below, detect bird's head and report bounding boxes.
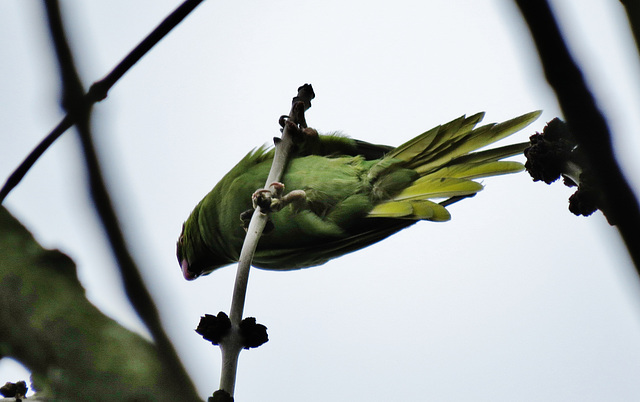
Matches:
[177,222,202,280]
[177,210,232,281]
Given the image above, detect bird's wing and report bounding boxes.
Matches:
[252,218,414,270]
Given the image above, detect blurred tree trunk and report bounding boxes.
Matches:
[0,206,200,401]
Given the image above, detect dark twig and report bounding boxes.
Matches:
[514,0,640,271]
[0,0,205,204]
[620,0,640,59]
[42,0,198,398]
[0,115,72,202]
[85,0,205,102]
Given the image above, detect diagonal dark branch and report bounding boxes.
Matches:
[42,0,198,398]
[85,0,205,102]
[0,115,73,203]
[514,0,640,272]
[620,0,640,59]
[0,0,205,204]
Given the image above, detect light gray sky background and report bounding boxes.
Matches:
[2,1,640,400]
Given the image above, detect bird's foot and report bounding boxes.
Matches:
[251,182,283,211]
[251,182,306,213]
[277,115,318,142]
[240,209,275,233]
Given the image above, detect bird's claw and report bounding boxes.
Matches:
[251,182,306,214]
[240,208,275,233]
[269,182,285,197]
[252,189,273,211]
[252,182,283,211]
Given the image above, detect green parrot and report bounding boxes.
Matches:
[177,111,540,280]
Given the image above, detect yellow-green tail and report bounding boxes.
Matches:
[368,111,541,221]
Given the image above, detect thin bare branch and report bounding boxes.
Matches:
[0,0,205,204]
[218,84,315,396]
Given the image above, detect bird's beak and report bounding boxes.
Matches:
[181,259,198,281]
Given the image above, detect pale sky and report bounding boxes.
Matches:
[2,1,640,400]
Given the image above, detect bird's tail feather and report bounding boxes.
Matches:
[368,111,541,221]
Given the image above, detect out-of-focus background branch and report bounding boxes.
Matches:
[620,0,640,57]
[0,206,193,400]
[41,1,197,396]
[0,0,204,203]
[2,0,204,399]
[515,0,640,269]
